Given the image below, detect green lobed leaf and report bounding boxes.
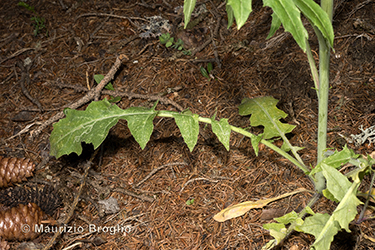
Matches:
[125,103,158,150]
[94,74,104,83]
[330,181,362,232]
[313,182,361,249]
[346,155,373,183]
[304,206,315,215]
[263,0,308,51]
[300,181,362,249]
[300,213,338,250]
[108,96,121,103]
[266,13,282,39]
[292,0,334,48]
[250,133,263,156]
[322,189,339,203]
[166,39,173,48]
[50,100,158,158]
[310,145,358,176]
[262,240,277,250]
[274,210,304,232]
[225,3,234,29]
[173,110,199,152]
[262,223,287,245]
[175,38,184,46]
[322,164,351,202]
[275,211,299,224]
[159,33,170,44]
[50,100,124,158]
[238,96,295,140]
[211,116,231,151]
[183,0,197,28]
[227,0,253,29]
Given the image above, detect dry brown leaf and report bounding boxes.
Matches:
[213,188,311,222]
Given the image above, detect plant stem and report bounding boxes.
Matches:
[276,193,321,247]
[230,125,310,173]
[305,39,319,91]
[316,43,329,164]
[157,111,310,174]
[315,0,333,192]
[357,170,375,223]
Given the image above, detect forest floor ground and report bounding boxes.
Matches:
[1,0,375,249]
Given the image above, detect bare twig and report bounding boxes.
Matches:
[162,0,172,9]
[192,38,212,56]
[137,1,163,9]
[50,80,184,111]
[6,122,41,140]
[138,41,158,56]
[0,48,35,66]
[75,12,146,26]
[0,70,15,85]
[113,187,154,202]
[17,60,44,111]
[1,35,66,66]
[42,149,99,250]
[83,13,112,51]
[346,0,374,18]
[180,177,219,193]
[135,162,188,187]
[29,55,127,141]
[211,38,221,69]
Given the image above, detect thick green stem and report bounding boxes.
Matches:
[315,0,333,192]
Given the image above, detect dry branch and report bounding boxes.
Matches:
[29,55,127,141]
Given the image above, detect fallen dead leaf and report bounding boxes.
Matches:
[213,188,312,222]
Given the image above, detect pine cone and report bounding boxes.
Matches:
[0,157,35,188]
[0,203,44,241]
[0,186,62,216]
[0,239,10,250]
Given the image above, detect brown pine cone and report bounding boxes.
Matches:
[0,203,44,241]
[0,239,10,250]
[0,157,35,188]
[0,186,62,216]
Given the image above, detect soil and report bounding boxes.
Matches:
[1,0,375,249]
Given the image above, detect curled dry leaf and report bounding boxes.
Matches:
[213,188,311,222]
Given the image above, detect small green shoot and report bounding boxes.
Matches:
[200,62,213,80]
[182,50,192,56]
[172,38,184,50]
[18,1,34,12]
[186,198,195,205]
[18,1,47,36]
[159,33,191,55]
[159,33,174,48]
[94,74,121,103]
[30,16,46,36]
